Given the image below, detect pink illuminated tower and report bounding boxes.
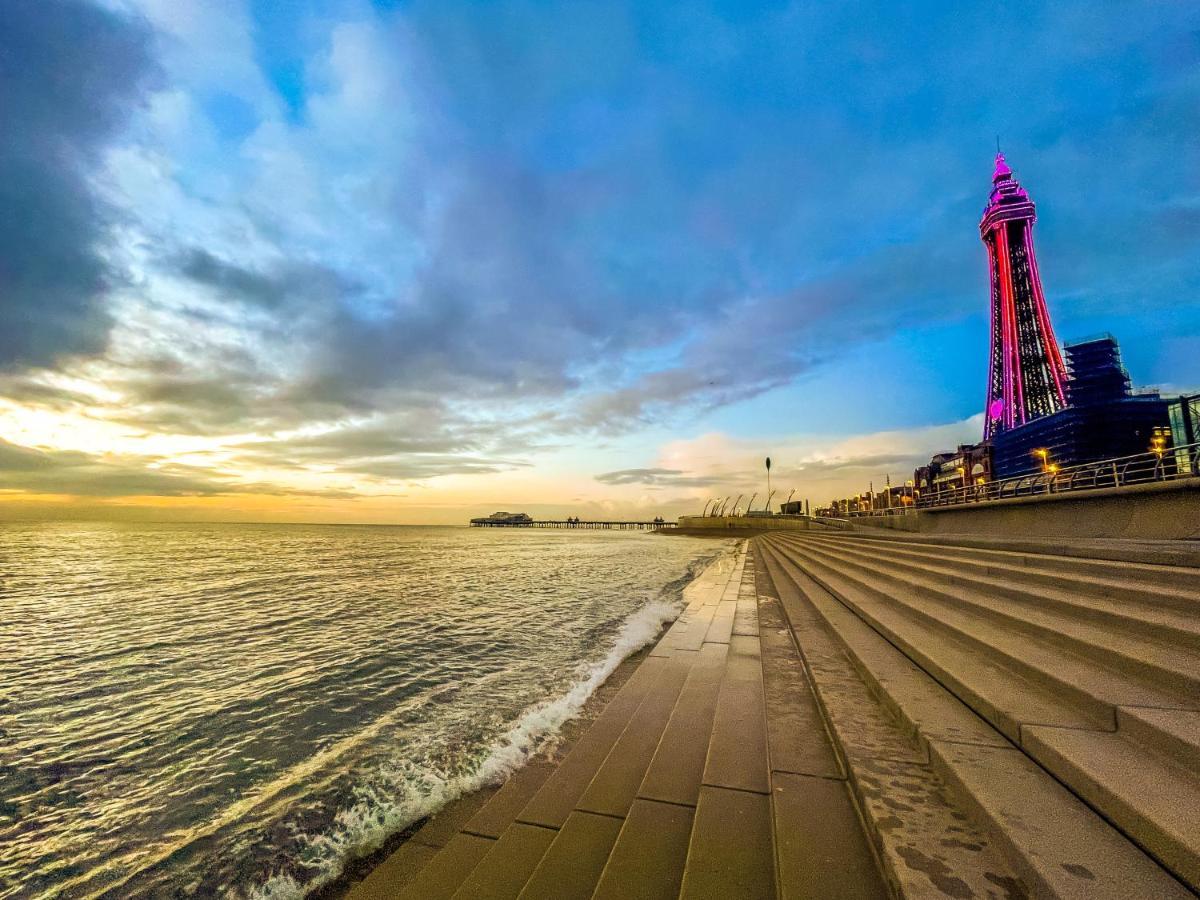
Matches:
[980,152,1068,439]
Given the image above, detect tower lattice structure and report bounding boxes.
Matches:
[980,152,1068,439]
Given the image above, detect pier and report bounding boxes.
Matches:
[469,520,674,530]
[348,528,1200,899]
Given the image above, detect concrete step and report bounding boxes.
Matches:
[794,531,1200,632]
[753,542,1028,898]
[1022,723,1200,891]
[786,535,1200,696]
[774,538,1193,724]
[756,542,1007,756]
[824,529,1200,589]
[755,540,1194,899]
[931,739,1192,899]
[1118,706,1200,772]
[762,540,1100,741]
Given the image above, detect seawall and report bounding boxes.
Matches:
[677,477,1200,541]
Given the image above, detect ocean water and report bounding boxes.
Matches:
[0,522,732,899]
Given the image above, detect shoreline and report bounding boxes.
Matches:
[323,640,655,899]
[323,544,739,899]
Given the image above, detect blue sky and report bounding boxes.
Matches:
[0,0,1197,522]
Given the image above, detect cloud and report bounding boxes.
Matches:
[0,0,159,367]
[1,1,1197,511]
[0,438,352,498]
[595,467,723,487]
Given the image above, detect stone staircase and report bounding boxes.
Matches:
[348,534,1198,899]
[758,530,1199,896]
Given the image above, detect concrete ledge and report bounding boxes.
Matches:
[919,477,1200,540]
[678,478,1200,541]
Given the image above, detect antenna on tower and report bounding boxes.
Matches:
[996,135,1001,154]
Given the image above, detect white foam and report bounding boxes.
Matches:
[247,550,728,900]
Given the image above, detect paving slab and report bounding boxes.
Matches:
[733,582,760,637]
[930,739,1193,899]
[638,641,729,806]
[462,761,556,839]
[517,655,667,828]
[704,600,737,643]
[518,811,623,900]
[410,784,500,847]
[771,772,889,900]
[702,634,770,794]
[576,650,695,817]
[396,833,494,900]
[348,841,439,900]
[449,824,556,900]
[756,595,842,779]
[679,785,774,900]
[672,600,721,652]
[592,799,694,900]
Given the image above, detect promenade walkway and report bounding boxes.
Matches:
[349,533,1199,899]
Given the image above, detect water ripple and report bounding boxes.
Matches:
[0,522,730,899]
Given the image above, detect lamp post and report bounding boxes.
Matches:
[1151,427,1168,479]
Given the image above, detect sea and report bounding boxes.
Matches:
[0,522,732,899]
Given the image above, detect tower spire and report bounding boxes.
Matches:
[980,153,1067,439]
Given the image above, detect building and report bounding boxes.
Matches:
[1168,393,1200,474]
[991,335,1170,478]
[980,153,1069,439]
[914,442,993,499]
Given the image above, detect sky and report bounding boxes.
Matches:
[1,0,1198,524]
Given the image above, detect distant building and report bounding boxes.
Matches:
[991,336,1170,478]
[469,511,533,525]
[915,442,993,498]
[1168,393,1200,474]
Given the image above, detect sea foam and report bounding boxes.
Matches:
[247,547,730,900]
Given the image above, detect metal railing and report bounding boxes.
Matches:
[915,441,1200,509]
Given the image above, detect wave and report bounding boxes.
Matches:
[246,546,731,900]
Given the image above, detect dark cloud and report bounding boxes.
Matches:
[0,438,353,498]
[595,467,722,487]
[230,417,534,481]
[170,248,361,311]
[0,0,159,367]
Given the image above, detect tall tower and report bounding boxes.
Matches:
[980,153,1068,439]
